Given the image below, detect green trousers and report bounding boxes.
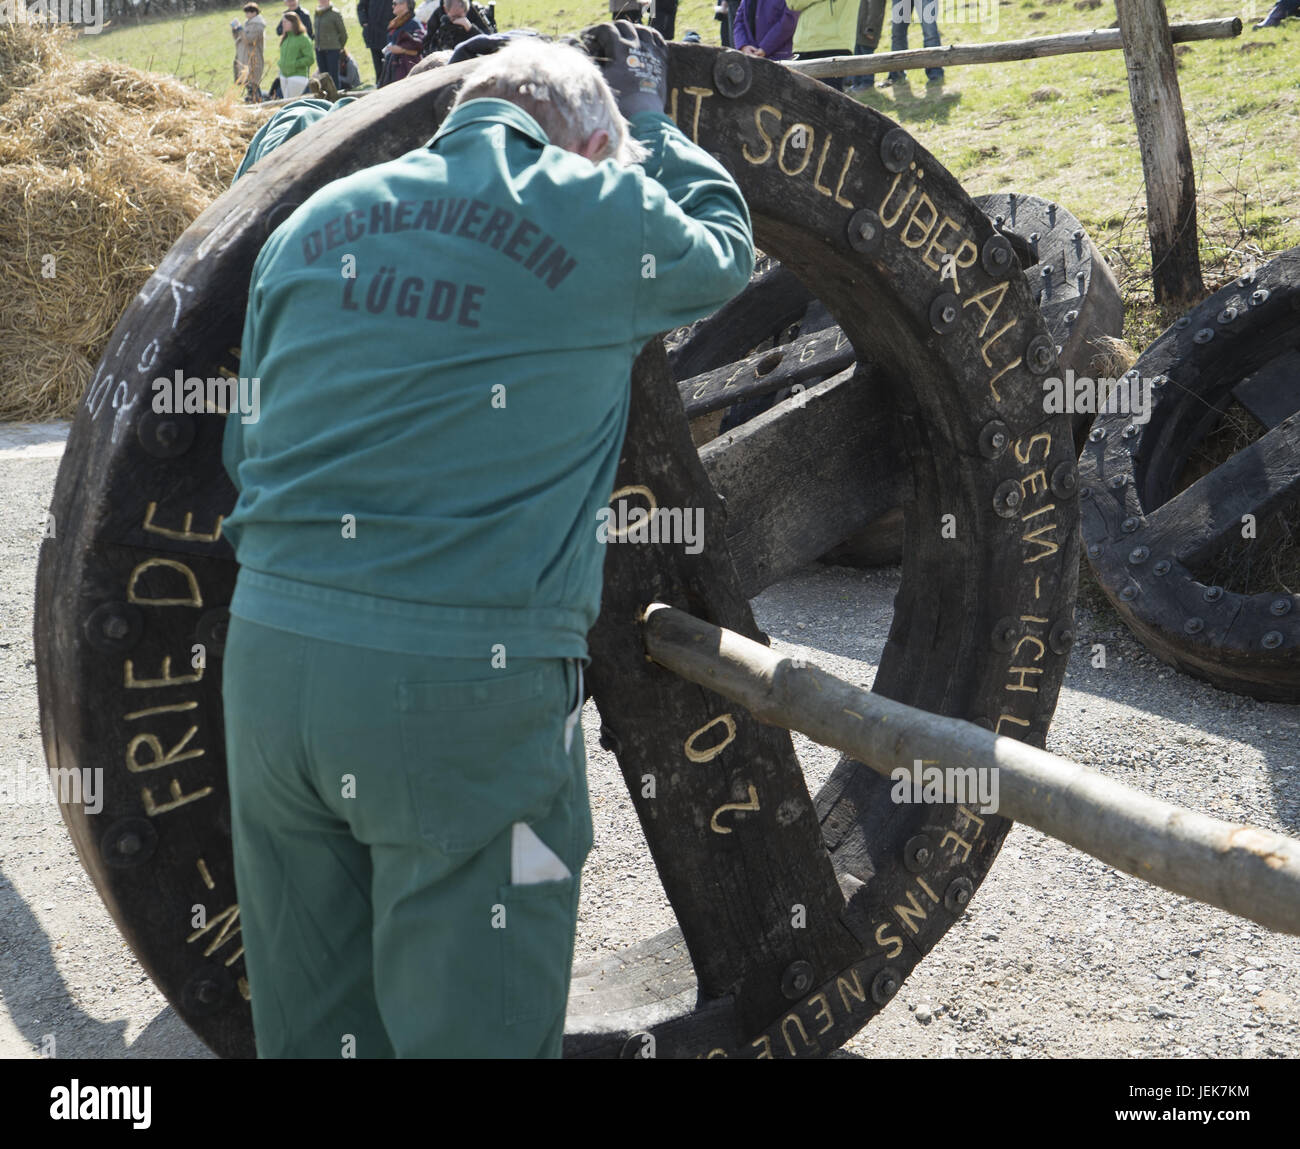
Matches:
[222,615,592,1058]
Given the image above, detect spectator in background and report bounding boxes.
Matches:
[790,0,857,90]
[1255,0,1300,26]
[433,0,493,52]
[231,3,267,102]
[338,45,363,87]
[609,0,647,23]
[277,10,317,97]
[314,0,348,85]
[379,0,425,85]
[359,0,394,81]
[714,0,733,47]
[277,0,314,38]
[884,0,942,86]
[650,0,678,39]
[732,0,797,60]
[847,0,884,91]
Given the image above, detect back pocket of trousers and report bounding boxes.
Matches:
[499,875,579,1028]
[396,666,567,856]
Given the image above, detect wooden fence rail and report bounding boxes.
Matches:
[787,17,1242,79]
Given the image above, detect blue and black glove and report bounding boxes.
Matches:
[580,20,668,118]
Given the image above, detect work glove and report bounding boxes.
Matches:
[581,20,668,119]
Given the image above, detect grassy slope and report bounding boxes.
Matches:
[70,0,1300,341]
[849,0,1300,345]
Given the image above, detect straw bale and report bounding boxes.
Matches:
[0,22,260,420]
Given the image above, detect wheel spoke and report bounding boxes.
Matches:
[1142,411,1300,567]
[700,365,906,597]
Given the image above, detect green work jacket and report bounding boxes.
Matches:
[231,96,358,184]
[278,31,316,76]
[223,99,754,660]
[315,6,348,49]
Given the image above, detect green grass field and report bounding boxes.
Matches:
[69,0,1300,339]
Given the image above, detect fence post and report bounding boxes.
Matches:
[1115,0,1205,308]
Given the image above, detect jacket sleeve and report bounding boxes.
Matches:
[295,36,316,71]
[396,24,425,50]
[758,0,798,54]
[627,112,754,338]
[731,0,752,47]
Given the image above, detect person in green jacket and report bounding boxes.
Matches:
[221,24,754,1058]
[790,0,859,91]
[276,10,316,97]
[313,0,349,85]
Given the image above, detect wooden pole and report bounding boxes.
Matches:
[787,17,1240,79]
[1115,0,1206,307]
[642,603,1300,937]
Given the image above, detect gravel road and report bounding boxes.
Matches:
[2,424,1297,1059]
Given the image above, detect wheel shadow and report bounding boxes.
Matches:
[0,861,214,1058]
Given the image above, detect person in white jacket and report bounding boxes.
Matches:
[232,3,268,101]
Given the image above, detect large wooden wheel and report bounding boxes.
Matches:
[34,45,1079,1058]
[1079,247,1300,702]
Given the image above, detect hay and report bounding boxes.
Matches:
[1087,334,1137,379]
[0,22,260,421]
[1177,403,1300,597]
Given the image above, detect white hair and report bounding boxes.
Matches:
[452,39,649,166]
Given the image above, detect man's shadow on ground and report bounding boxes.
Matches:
[0,862,213,1058]
[852,77,962,125]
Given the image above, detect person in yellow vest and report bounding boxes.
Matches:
[789,0,858,91]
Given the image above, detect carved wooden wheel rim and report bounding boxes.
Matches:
[35,45,1079,1058]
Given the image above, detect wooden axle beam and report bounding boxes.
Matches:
[642,602,1300,937]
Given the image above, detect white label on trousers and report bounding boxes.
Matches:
[563,660,583,754]
[511,822,572,885]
